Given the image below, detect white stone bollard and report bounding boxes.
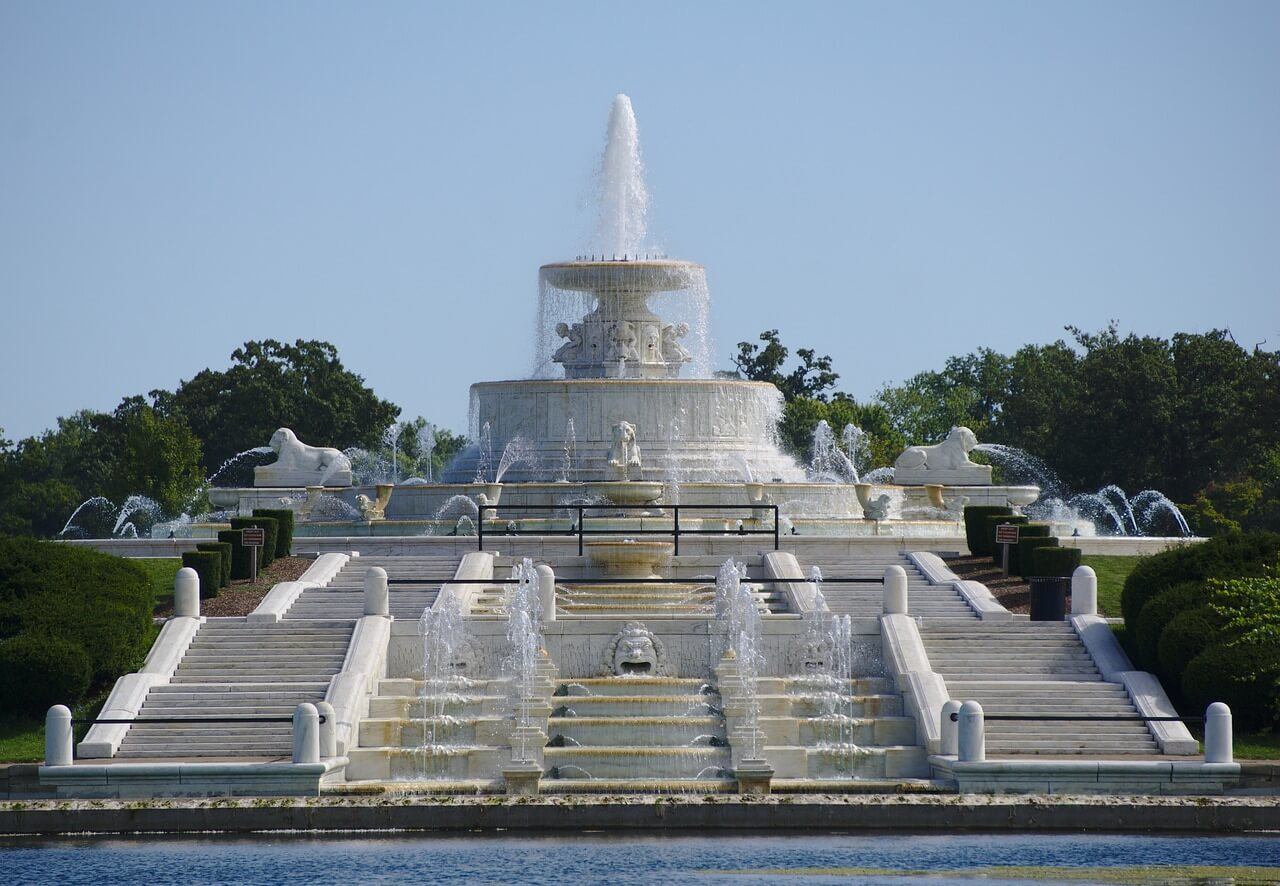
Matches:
[174,567,201,618]
[316,701,337,758]
[1071,565,1097,616]
[940,699,962,756]
[536,564,556,623]
[363,566,389,617]
[292,703,320,764]
[883,565,908,615]
[1204,702,1233,764]
[958,700,985,763]
[45,705,73,766]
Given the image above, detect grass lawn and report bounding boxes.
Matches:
[132,557,182,607]
[1080,554,1145,617]
[0,691,110,763]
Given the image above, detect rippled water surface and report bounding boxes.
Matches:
[2,832,1278,884]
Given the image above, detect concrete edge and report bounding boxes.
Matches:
[248,552,350,623]
[1070,614,1134,681]
[1118,671,1201,755]
[326,617,392,755]
[881,613,949,754]
[907,551,1011,620]
[762,551,819,614]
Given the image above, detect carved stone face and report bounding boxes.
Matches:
[613,631,658,675]
[802,639,829,673]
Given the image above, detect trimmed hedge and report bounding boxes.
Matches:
[196,541,231,587]
[252,508,295,558]
[964,506,1011,557]
[182,550,222,599]
[0,538,154,710]
[0,634,92,717]
[985,514,1029,565]
[218,529,252,580]
[1157,605,1222,691]
[1182,638,1280,731]
[1133,582,1202,673]
[230,516,278,568]
[1016,534,1058,579]
[1032,546,1082,578]
[1120,531,1280,627]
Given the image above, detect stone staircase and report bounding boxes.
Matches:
[116,618,353,758]
[285,555,458,620]
[803,553,975,619]
[922,620,1160,756]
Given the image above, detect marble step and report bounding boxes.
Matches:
[542,746,733,780]
[554,677,716,697]
[549,696,722,718]
[546,716,725,747]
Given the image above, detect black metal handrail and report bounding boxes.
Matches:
[73,715,326,725]
[388,576,883,585]
[947,712,1200,723]
[472,503,780,555]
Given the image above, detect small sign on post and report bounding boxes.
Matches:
[995,523,1020,577]
[242,527,266,582]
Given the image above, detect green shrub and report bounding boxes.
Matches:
[1182,638,1280,731]
[229,516,278,568]
[0,634,92,717]
[218,529,252,580]
[1120,531,1280,627]
[196,541,231,587]
[985,514,1029,565]
[965,506,1011,557]
[1016,536,1059,579]
[181,551,222,599]
[1134,582,1203,672]
[252,508,295,558]
[0,538,153,690]
[1157,605,1223,690]
[1033,546,1082,578]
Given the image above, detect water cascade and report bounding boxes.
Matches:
[559,419,577,482]
[473,422,494,484]
[810,420,858,483]
[715,559,766,762]
[416,587,476,776]
[504,558,543,766]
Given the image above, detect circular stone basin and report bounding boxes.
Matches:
[585,540,675,579]
[539,259,704,293]
[584,481,664,508]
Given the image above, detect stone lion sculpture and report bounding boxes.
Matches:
[607,420,642,480]
[268,428,352,479]
[894,426,980,472]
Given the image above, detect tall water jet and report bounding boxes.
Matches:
[418,422,437,483]
[559,418,577,482]
[594,94,649,258]
[840,424,869,483]
[505,558,543,765]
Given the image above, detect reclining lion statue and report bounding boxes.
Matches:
[259,428,353,486]
[893,426,989,484]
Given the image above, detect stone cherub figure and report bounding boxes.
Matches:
[552,321,584,364]
[607,421,642,481]
[660,322,691,364]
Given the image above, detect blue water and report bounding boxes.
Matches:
[1,833,1278,884]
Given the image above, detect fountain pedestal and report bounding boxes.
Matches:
[585,540,674,580]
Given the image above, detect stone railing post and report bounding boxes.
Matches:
[316,700,337,758]
[1204,702,1233,764]
[174,566,201,618]
[958,700,985,763]
[536,564,556,623]
[1071,565,1097,616]
[45,705,73,766]
[940,699,962,756]
[292,702,320,764]
[363,566,389,617]
[883,565,908,615]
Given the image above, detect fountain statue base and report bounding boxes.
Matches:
[585,540,674,580]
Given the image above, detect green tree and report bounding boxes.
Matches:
[733,330,840,401]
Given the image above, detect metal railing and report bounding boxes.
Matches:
[472,503,781,555]
[72,715,326,725]
[947,712,1199,723]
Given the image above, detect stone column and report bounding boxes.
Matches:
[1071,565,1097,616]
[174,567,201,618]
[1204,702,1233,764]
[883,565,908,615]
[45,705,73,766]
[940,699,962,756]
[292,703,320,764]
[363,566,389,617]
[316,701,337,758]
[536,564,556,623]
[958,700,985,763]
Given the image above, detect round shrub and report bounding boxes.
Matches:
[230,516,278,568]
[0,634,92,717]
[252,508,295,558]
[1134,582,1202,671]
[196,541,231,587]
[1182,639,1280,731]
[1033,546,1082,578]
[1016,536,1058,579]
[965,506,1011,557]
[218,529,252,580]
[1157,605,1223,690]
[1120,531,1280,627]
[182,550,222,599]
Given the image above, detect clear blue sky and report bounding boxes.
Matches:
[2,1,1277,441]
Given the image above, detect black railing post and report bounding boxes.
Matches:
[673,505,680,556]
[477,502,484,551]
[772,504,780,550]
[578,506,584,557]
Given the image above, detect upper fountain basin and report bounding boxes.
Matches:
[540,259,705,294]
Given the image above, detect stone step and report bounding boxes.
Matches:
[542,746,733,780]
[171,674,338,683]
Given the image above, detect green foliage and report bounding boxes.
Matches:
[733,330,839,401]
[252,509,294,558]
[154,339,400,475]
[218,529,252,580]
[964,506,1011,557]
[1016,536,1059,579]
[1182,639,1280,731]
[230,517,278,568]
[1032,546,1082,578]
[1157,606,1222,691]
[776,396,902,468]
[1205,571,1280,650]
[0,634,92,717]
[1134,582,1203,672]
[182,551,222,599]
[195,542,231,587]
[1183,445,1280,536]
[0,539,154,701]
[1120,532,1280,627]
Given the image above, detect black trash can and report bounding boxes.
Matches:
[1028,576,1070,621]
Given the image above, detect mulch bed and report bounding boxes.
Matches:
[943,554,1033,614]
[154,556,312,619]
